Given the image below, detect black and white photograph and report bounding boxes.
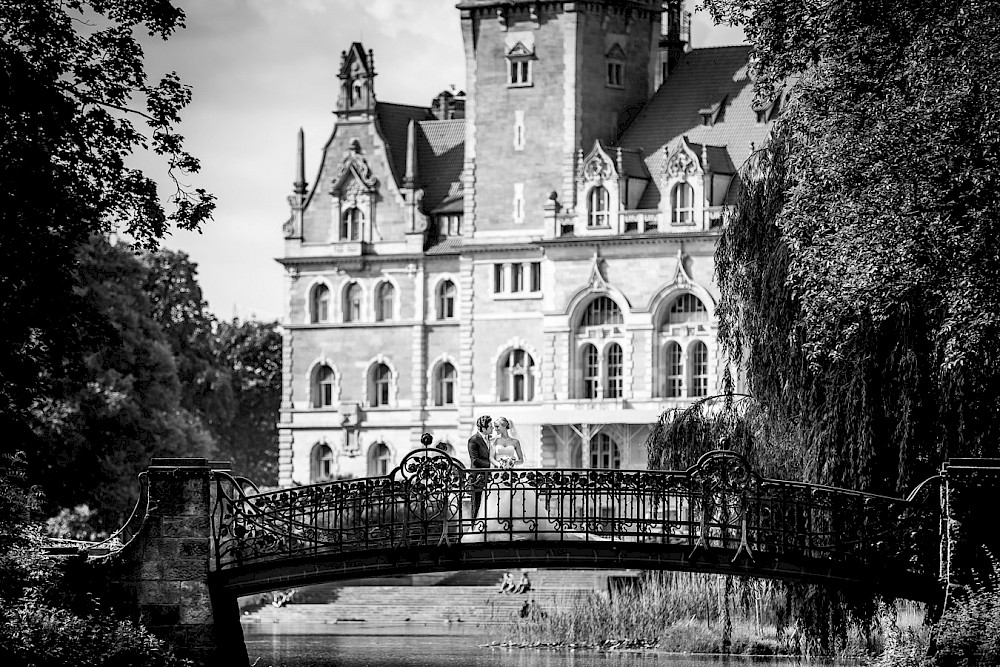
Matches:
[2,0,998,665]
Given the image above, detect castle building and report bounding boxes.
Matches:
[277,0,774,486]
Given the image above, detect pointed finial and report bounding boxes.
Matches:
[293,127,307,195]
[404,119,416,188]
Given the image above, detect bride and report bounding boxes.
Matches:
[461,416,566,542]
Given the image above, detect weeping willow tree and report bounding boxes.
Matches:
[700,0,1000,495]
[646,3,999,650]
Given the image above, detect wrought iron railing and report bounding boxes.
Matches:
[211,449,938,583]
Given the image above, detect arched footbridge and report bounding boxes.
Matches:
[211,449,940,600]
[49,450,1000,665]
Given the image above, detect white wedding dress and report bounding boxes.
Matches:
[461,441,578,543]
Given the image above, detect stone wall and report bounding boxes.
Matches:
[91,459,247,666]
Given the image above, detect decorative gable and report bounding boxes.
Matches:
[606,43,627,61]
[664,137,704,178]
[330,140,379,196]
[581,141,618,183]
[507,41,534,58]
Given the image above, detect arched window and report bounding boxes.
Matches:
[690,341,709,397]
[591,433,621,469]
[668,293,708,324]
[587,185,611,228]
[344,283,362,322]
[437,280,456,320]
[582,344,599,399]
[671,183,695,224]
[368,442,392,476]
[311,284,330,323]
[370,363,392,407]
[499,348,535,402]
[313,444,336,482]
[606,343,623,399]
[435,362,457,406]
[581,296,623,328]
[312,364,336,408]
[665,342,683,398]
[341,207,363,241]
[375,282,395,322]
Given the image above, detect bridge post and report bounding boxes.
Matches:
[103,458,248,666]
[940,458,1000,608]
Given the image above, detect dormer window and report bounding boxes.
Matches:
[506,40,534,87]
[698,95,728,127]
[341,207,362,241]
[587,186,611,228]
[437,213,462,237]
[671,183,695,224]
[605,43,626,89]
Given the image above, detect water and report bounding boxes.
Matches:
[246,634,824,667]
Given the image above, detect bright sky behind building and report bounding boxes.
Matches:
[140,0,745,322]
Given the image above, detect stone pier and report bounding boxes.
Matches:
[940,458,1000,608]
[94,458,247,666]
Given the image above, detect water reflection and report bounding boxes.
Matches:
[248,634,820,667]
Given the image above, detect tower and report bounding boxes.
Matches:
[458,0,663,237]
[337,42,376,119]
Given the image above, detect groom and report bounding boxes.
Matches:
[467,415,493,519]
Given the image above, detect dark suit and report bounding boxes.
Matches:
[468,431,491,518]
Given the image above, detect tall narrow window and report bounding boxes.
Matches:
[513,110,526,150]
[590,433,621,469]
[606,43,626,89]
[493,264,506,293]
[530,262,541,292]
[606,343,623,399]
[344,283,362,322]
[313,365,336,408]
[513,183,525,223]
[341,207,363,240]
[500,348,535,402]
[511,263,524,292]
[311,284,330,323]
[671,183,695,224]
[370,363,391,407]
[665,342,683,398]
[437,280,456,319]
[435,362,457,406]
[587,186,611,228]
[368,442,392,476]
[691,341,709,397]
[375,282,395,322]
[582,344,600,399]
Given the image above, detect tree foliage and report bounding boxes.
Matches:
[0,0,214,453]
[700,0,1000,493]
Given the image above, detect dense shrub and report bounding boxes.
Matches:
[0,601,192,667]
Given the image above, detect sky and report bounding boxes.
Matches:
[139,1,745,322]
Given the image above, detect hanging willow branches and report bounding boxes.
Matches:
[704,0,1000,494]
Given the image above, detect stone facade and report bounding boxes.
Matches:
[277,0,774,486]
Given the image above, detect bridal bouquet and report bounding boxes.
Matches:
[496,455,516,469]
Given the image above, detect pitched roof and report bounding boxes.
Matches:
[618,45,772,208]
[416,118,465,213]
[374,102,433,187]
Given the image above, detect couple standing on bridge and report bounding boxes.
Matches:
[460,414,572,542]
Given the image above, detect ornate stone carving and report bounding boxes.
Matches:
[584,154,614,182]
[332,139,379,193]
[666,148,699,177]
